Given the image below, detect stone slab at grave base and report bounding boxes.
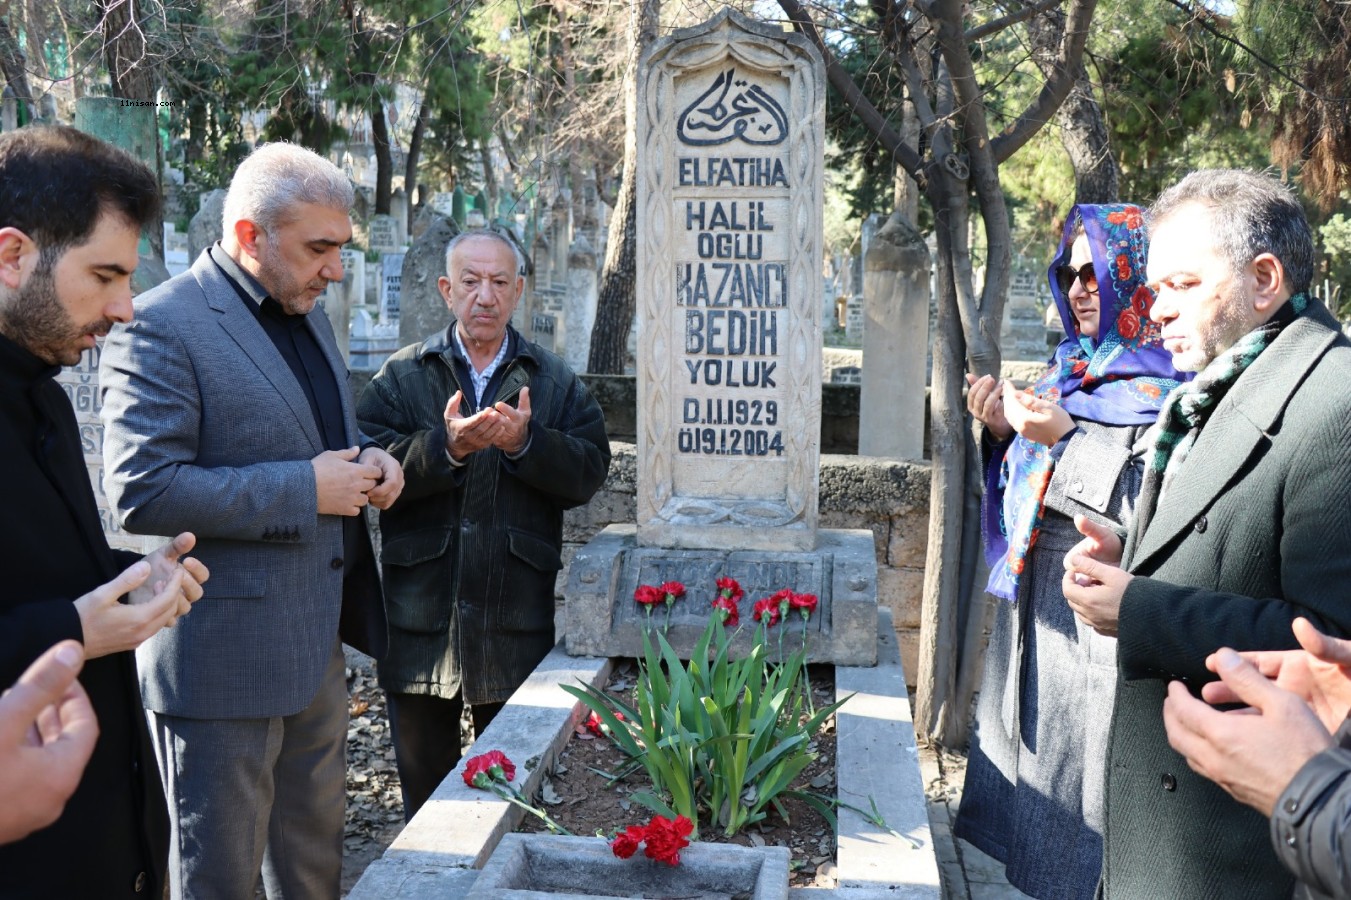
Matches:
[465,833,791,900]
[564,525,877,666]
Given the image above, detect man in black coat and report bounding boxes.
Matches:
[0,125,208,897]
[358,230,610,819]
[1063,169,1351,898]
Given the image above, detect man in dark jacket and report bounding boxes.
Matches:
[358,229,610,818]
[0,125,207,896]
[1164,618,1351,900]
[1062,169,1351,899]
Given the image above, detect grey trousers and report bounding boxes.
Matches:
[148,641,348,900]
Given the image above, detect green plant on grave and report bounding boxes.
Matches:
[561,578,851,841]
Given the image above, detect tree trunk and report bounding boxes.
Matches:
[370,93,392,215]
[481,138,498,223]
[1022,1,1119,203]
[405,97,431,233]
[0,16,34,123]
[587,0,659,375]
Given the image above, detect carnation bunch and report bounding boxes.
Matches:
[609,814,694,866]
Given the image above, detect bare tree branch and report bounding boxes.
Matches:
[966,0,1061,44]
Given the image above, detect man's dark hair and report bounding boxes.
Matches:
[0,124,160,258]
[1147,169,1315,295]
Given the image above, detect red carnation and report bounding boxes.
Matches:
[752,597,782,627]
[789,592,818,617]
[634,584,663,607]
[712,595,740,627]
[642,814,694,866]
[463,750,515,788]
[715,576,744,602]
[611,824,645,859]
[584,710,624,737]
[658,581,686,606]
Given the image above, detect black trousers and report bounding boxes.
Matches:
[385,691,505,820]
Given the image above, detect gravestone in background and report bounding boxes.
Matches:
[57,342,157,555]
[564,9,878,667]
[858,213,931,460]
[188,190,226,261]
[379,253,405,326]
[369,214,401,255]
[397,211,459,350]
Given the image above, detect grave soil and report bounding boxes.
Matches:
[517,661,840,889]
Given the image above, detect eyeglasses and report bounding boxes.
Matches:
[1054,262,1099,297]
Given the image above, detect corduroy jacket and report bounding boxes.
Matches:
[357,324,610,704]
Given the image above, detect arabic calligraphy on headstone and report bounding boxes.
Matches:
[676,69,788,147]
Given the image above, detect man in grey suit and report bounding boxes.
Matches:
[1062,170,1351,898]
[100,142,404,899]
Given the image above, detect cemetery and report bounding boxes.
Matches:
[10,1,1351,898]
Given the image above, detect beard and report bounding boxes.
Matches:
[258,240,327,316]
[1173,284,1256,373]
[0,258,115,367]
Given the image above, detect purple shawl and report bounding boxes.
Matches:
[982,203,1185,602]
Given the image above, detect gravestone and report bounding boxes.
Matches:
[830,365,861,385]
[858,212,931,460]
[315,248,365,362]
[531,313,557,353]
[369,214,401,254]
[189,189,226,260]
[844,294,864,342]
[563,233,597,373]
[564,9,878,667]
[58,342,157,555]
[1002,260,1050,360]
[379,252,405,325]
[635,9,824,552]
[398,210,459,349]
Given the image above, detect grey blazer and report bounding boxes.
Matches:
[100,250,384,720]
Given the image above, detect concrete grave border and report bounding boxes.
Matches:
[347,609,938,898]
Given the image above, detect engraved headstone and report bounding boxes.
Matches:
[1002,259,1049,360]
[57,343,156,554]
[531,313,557,353]
[379,252,405,325]
[830,365,861,385]
[369,214,400,254]
[563,10,876,667]
[635,9,824,552]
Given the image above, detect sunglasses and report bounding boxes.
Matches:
[1054,262,1099,297]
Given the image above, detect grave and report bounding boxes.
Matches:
[1002,260,1050,361]
[858,213,930,460]
[379,252,405,326]
[564,8,877,666]
[398,211,459,350]
[369,213,401,255]
[57,342,156,555]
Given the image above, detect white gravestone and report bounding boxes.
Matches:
[368,214,400,254]
[56,342,157,554]
[379,252,405,325]
[635,9,824,552]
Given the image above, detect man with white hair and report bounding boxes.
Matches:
[100,142,404,898]
[358,230,609,819]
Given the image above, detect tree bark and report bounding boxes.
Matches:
[587,0,659,375]
[405,97,431,233]
[1021,1,1119,203]
[0,15,34,123]
[370,93,392,215]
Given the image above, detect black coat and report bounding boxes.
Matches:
[358,325,611,704]
[1104,304,1351,900]
[0,334,168,898]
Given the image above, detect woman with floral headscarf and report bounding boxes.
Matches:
[954,204,1185,899]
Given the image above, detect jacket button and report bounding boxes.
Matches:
[1284,797,1300,814]
[330,557,344,570]
[1162,773,1177,791]
[1194,516,1208,533]
[1073,480,1084,494]
[134,872,147,892]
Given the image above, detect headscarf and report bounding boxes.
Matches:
[982,203,1186,602]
